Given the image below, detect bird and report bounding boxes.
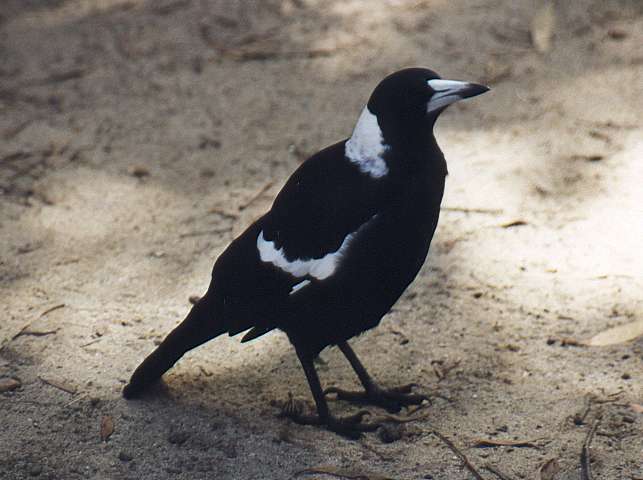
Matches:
[122,67,489,438]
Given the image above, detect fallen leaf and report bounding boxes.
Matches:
[630,403,643,414]
[540,458,560,480]
[100,416,114,442]
[39,376,77,394]
[0,377,21,393]
[584,319,643,346]
[296,466,395,480]
[531,1,556,53]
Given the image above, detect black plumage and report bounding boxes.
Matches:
[123,68,489,437]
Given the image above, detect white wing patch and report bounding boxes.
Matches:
[345,107,389,178]
[289,279,311,295]
[257,230,358,280]
[257,216,377,295]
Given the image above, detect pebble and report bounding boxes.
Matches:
[168,431,190,445]
[28,464,42,477]
[118,451,133,462]
[377,424,404,443]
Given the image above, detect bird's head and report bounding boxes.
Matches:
[364,67,488,150]
[345,68,489,177]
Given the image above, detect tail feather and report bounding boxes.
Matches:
[123,293,224,399]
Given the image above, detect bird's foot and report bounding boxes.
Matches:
[278,394,377,439]
[324,383,426,413]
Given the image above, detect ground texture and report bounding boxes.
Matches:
[1,1,642,479]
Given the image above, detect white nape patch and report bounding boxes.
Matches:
[345,107,389,178]
[257,230,358,280]
[289,279,311,295]
[427,79,469,113]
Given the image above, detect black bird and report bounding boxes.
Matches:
[123,67,489,438]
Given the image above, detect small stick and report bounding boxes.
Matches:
[484,464,514,480]
[473,438,540,448]
[179,227,232,238]
[208,207,238,220]
[580,413,602,480]
[63,393,88,408]
[441,206,503,215]
[429,427,485,480]
[81,338,102,348]
[14,329,58,338]
[360,440,395,461]
[238,181,274,211]
[4,303,66,347]
[40,303,65,317]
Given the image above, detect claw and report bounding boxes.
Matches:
[322,383,427,413]
[278,399,377,439]
[389,383,417,394]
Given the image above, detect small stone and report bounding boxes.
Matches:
[28,464,42,477]
[168,431,190,445]
[218,442,237,458]
[607,28,627,40]
[377,424,404,443]
[0,377,21,393]
[118,451,133,462]
[130,166,150,178]
[621,373,631,380]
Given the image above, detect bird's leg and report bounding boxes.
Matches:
[324,341,426,413]
[281,347,379,439]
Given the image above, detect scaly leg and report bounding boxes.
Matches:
[281,346,379,439]
[324,341,426,413]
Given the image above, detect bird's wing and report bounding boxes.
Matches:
[215,142,391,337]
[262,142,387,260]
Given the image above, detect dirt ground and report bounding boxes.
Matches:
[1,0,641,479]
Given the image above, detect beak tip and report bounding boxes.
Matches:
[470,83,490,97]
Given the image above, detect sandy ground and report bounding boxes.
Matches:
[1,1,642,479]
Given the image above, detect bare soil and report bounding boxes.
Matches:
[1,1,641,479]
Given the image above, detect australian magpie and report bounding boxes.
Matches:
[123,67,489,438]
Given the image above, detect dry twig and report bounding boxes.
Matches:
[429,427,485,480]
[484,464,514,480]
[179,227,232,238]
[14,328,59,338]
[473,438,541,448]
[238,181,274,211]
[441,206,503,214]
[40,303,66,317]
[296,465,394,480]
[580,413,602,480]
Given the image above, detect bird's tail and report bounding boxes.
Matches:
[122,291,224,399]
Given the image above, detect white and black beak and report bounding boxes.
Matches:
[427,79,489,114]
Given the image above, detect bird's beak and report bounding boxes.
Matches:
[427,79,490,114]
